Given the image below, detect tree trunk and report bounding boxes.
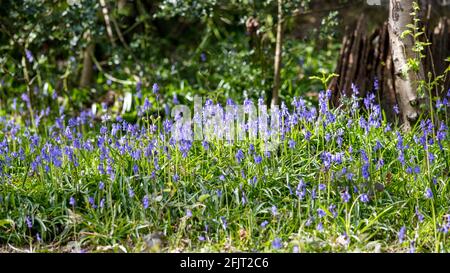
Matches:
[79,43,95,88]
[271,0,283,107]
[118,0,127,10]
[329,11,449,127]
[388,0,421,131]
[329,16,399,121]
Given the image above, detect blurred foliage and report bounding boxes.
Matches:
[0,0,343,120]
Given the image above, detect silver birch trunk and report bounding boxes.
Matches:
[388,0,422,131]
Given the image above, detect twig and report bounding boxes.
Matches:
[99,0,116,46]
[89,51,135,86]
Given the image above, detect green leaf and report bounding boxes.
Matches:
[414,32,424,38]
[198,194,210,203]
[0,219,15,228]
[400,30,412,39]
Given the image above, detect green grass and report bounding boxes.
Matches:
[0,89,449,253]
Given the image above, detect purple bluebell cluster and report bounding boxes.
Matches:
[0,83,449,252]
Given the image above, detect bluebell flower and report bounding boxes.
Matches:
[440,216,449,234]
[69,196,76,206]
[186,209,192,218]
[220,216,227,230]
[329,204,337,218]
[374,141,382,151]
[428,152,435,164]
[128,188,135,198]
[236,149,244,163]
[173,94,179,104]
[250,175,258,186]
[351,83,359,95]
[248,144,255,154]
[373,77,379,91]
[436,99,443,110]
[347,119,353,128]
[341,189,350,203]
[316,222,324,232]
[88,197,96,208]
[26,216,32,228]
[398,152,406,166]
[425,188,433,199]
[376,158,384,170]
[337,136,343,147]
[200,52,207,62]
[152,83,159,94]
[271,205,278,216]
[142,195,149,209]
[362,164,370,180]
[317,208,326,218]
[288,139,296,149]
[305,216,314,227]
[360,194,369,203]
[25,49,34,63]
[398,226,406,243]
[393,104,400,114]
[286,182,293,195]
[409,241,415,253]
[311,188,317,199]
[261,220,269,228]
[163,119,172,133]
[364,92,375,109]
[143,98,151,111]
[173,174,180,182]
[272,238,282,249]
[304,130,312,141]
[296,180,306,199]
[346,172,354,181]
[254,155,262,164]
[21,93,30,108]
[136,80,142,93]
[407,166,416,175]
[241,192,247,205]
